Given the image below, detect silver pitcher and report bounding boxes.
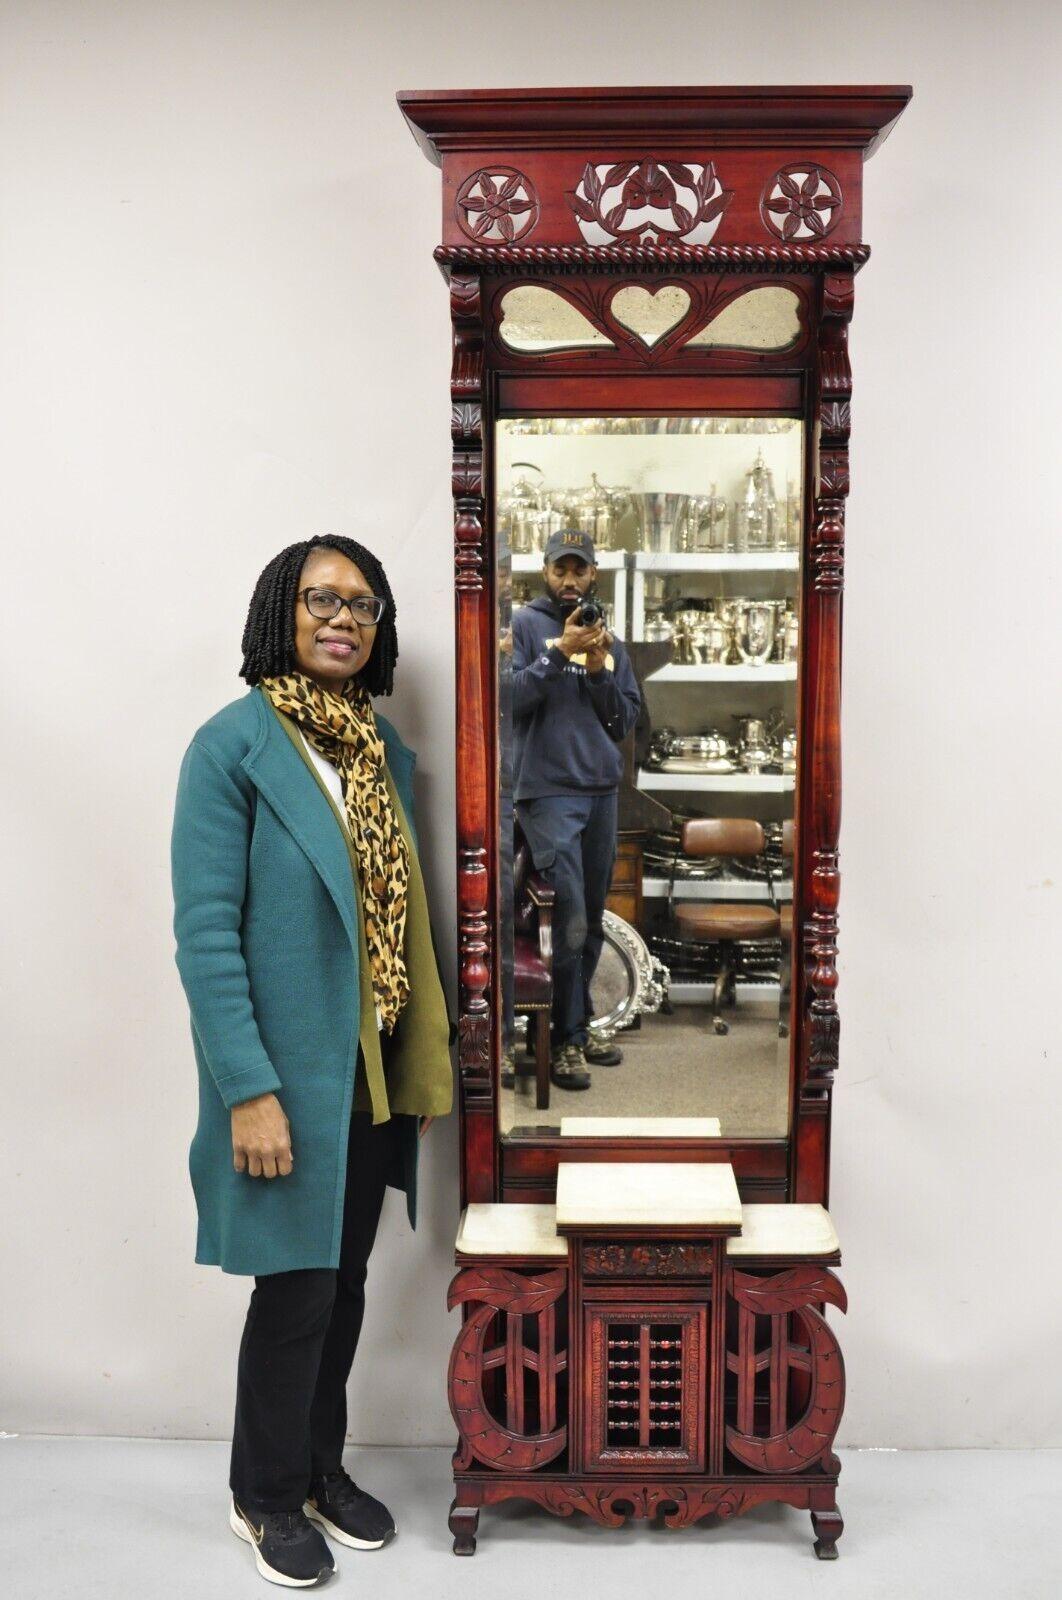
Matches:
[733,448,780,551]
[733,599,778,666]
[776,604,799,662]
[685,483,729,553]
[499,463,544,555]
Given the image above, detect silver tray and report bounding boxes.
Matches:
[657,757,737,774]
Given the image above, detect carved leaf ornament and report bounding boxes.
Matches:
[567,159,733,246]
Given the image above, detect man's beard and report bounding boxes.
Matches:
[550,582,596,618]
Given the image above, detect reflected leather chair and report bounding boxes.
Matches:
[671,818,781,1036]
[513,831,555,1110]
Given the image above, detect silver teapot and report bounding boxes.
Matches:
[688,612,730,664]
[643,614,676,649]
[557,472,628,551]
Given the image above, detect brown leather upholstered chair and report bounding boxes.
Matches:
[671,818,781,1036]
[513,832,555,1110]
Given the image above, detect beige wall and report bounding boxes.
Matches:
[2,0,1059,1447]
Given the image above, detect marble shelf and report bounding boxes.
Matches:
[555,1161,742,1234]
[455,1197,840,1261]
[455,1202,567,1259]
[727,1203,840,1258]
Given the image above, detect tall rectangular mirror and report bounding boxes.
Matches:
[496,414,804,1141]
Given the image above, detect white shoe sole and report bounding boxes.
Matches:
[303,1500,393,1550]
[229,1501,333,1588]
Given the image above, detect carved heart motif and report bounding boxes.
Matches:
[609,285,692,348]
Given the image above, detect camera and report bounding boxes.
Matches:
[576,600,604,626]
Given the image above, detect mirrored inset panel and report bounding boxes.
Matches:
[499,285,615,352]
[686,286,801,349]
[496,416,804,1142]
[610,284,691,347]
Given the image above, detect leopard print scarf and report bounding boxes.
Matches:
[259,672,410,1032]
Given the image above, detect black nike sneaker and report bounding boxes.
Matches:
[229,1498,335,1587]
[304,1469,396,1550]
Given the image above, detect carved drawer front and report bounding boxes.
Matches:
[584,1303,707,1472]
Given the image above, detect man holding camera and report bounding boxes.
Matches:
[510,530,641,1090]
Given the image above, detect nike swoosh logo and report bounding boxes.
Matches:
[238,1507,264,1543]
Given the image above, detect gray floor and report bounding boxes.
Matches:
[4,1437,1059,1599]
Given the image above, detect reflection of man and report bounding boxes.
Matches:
[511,530,641,1090]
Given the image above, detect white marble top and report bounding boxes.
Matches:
[726,1204,840,1257]
[455,1203,567,1259]
[555,1161,742,1232]
[560,1116,722,1139]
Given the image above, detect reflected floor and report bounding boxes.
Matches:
[501,1003,789,1139]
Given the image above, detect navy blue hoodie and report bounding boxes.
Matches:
[510,594,641,801]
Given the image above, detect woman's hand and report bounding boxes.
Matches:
[418,1116,435,1140]
[231,1092,293,1178]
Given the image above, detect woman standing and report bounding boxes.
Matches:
[171,537,452,1587]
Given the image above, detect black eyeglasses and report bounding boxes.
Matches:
[298,587,386,626]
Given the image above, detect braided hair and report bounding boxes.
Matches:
[239,536,399,697]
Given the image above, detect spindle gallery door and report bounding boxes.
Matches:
[583,1298,707,1471]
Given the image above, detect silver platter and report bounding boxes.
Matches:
[588,911,670,1042]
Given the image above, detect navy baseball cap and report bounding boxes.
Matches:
[543,528,596,566]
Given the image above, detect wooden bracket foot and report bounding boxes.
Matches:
[449,1499,479,1556]
[811,1505,844,1559]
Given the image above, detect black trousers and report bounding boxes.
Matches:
[229,1103,397,1512]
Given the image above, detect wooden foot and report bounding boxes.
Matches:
[449,1499,479,1556]
[811,1506,843,1559]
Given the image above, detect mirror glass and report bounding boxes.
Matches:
[686,286,801,349]
[496,415,804,1141]
[610,285,692,346]
[499,286,615,351]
